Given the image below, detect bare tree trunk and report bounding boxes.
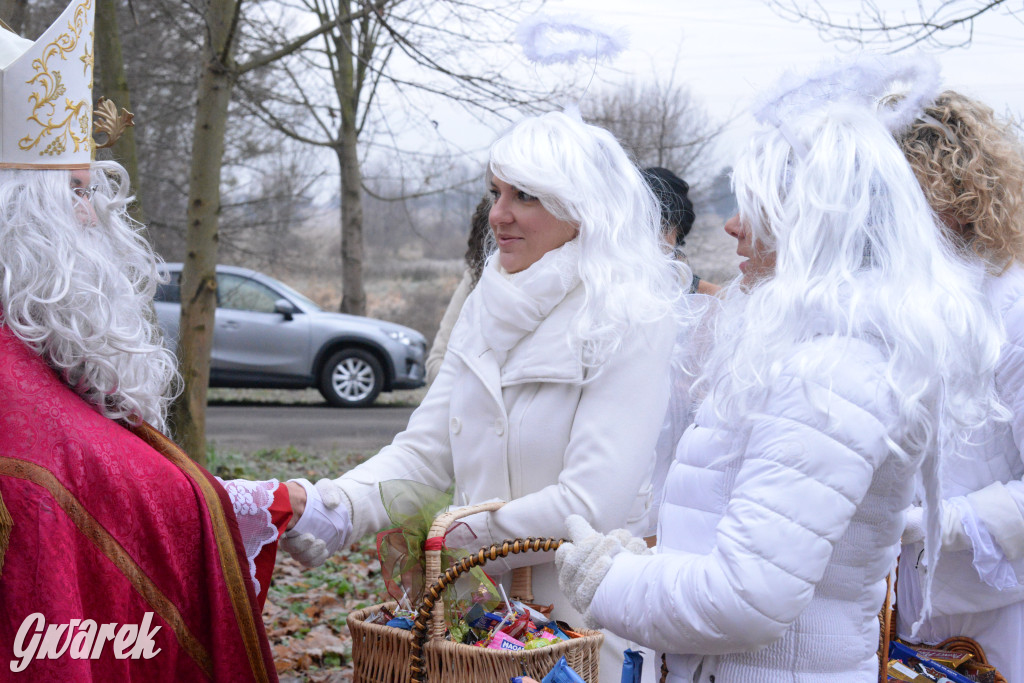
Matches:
[169,0,240,464]
[336,8,365,316]
[0,0,27,35]
[338,140,365,315]
[94,0,144,223]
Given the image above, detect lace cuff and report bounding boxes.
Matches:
[218,477,280,596]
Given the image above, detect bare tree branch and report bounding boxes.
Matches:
[582,71,730,182]
[768,0,1011,51]
[361,170,482,201]
[239,11,368,73]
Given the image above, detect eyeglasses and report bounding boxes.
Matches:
[72,185,98,200]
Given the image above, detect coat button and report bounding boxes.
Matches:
[450,417,461,434]
[494,419,505,436]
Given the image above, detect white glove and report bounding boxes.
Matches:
[901,502,970,551]
[280,479,352,568]
[901,505,925,545]
[608,528,652,556]
[554,515,624,629]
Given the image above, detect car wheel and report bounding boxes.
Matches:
[318,349,384,407]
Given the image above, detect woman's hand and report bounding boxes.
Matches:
[554,515,635,628]
[901,500,971,551]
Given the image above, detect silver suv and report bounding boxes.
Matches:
[154,264,426,407]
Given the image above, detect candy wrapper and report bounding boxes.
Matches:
[488,631,526,652]
[508,656,587,683]
[887,641,985,683]
[542,656,586,683]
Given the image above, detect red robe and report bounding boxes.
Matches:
[0,323,278,682]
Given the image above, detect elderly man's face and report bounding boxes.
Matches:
[70,169,97,226]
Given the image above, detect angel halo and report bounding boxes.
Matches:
[752,54,944,158]
[515,13,628,66]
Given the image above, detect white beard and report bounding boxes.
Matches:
[0,166,177,432]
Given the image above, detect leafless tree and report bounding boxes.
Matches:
[582,70,728,183]
[171,0,347,462]
[218,141,323,273]
[3,0,345,460]
[94,0,144,222]
[239,0,558,317]
[768,0,1016,51]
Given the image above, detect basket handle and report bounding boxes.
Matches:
[423,500,506,638]
[410,536,566,683]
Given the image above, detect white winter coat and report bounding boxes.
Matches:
[335,243,675,678]
[897,264,1024,679]
[591,336,917,682]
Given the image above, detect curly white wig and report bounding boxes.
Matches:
[0,161,178,432]
[700,99,1004,630]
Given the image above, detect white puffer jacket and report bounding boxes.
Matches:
[590,337,917,682]
[897,264,1024,679]
[334,242,675,679]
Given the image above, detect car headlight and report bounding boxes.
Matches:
[386,330,413,346]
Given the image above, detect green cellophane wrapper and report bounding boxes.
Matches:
[376,480,498,632]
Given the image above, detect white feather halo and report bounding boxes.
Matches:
[752,54,941,136]
[515,13,628,66]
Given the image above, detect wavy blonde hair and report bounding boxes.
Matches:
[898,90,1024,271]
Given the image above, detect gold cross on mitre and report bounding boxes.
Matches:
[0,0,95,169]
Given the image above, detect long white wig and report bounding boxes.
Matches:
[488,111,685,367]
[699,103,1004,627]
[0,161,178,432]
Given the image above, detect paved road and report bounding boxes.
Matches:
[206,403,416,454]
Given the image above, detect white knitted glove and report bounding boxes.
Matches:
[608,528,652,556]
[280,479,352,568]
[901,502,969,551]
[555,515,624,629]
[901,505,924,545]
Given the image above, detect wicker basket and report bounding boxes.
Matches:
[933,637,1008,683]
[348,501,604,683]
[879,564,1007,683]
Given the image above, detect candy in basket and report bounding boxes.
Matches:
[348,488,603,682]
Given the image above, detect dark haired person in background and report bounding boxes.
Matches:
[643,166,720,295]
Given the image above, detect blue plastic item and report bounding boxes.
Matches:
[541,656,586,683]
[621,649,643,683]
[385,616,414,630]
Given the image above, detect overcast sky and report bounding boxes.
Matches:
[495,0,1024,166]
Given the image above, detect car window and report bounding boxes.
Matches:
[270,279,321,311]
[155,272,181,303]
[218,273,280,313]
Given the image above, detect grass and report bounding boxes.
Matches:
[207,444,372,483]
[206,387,428,408]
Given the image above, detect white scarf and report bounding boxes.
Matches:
[475,240,581,366]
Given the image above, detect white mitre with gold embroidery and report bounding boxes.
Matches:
[0,0,94,169]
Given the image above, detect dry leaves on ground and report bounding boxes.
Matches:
[265,535,385,682]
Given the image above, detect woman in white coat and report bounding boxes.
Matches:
[555,60,1004,682]
[282,110,682,679]
[895,90,1024,679]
